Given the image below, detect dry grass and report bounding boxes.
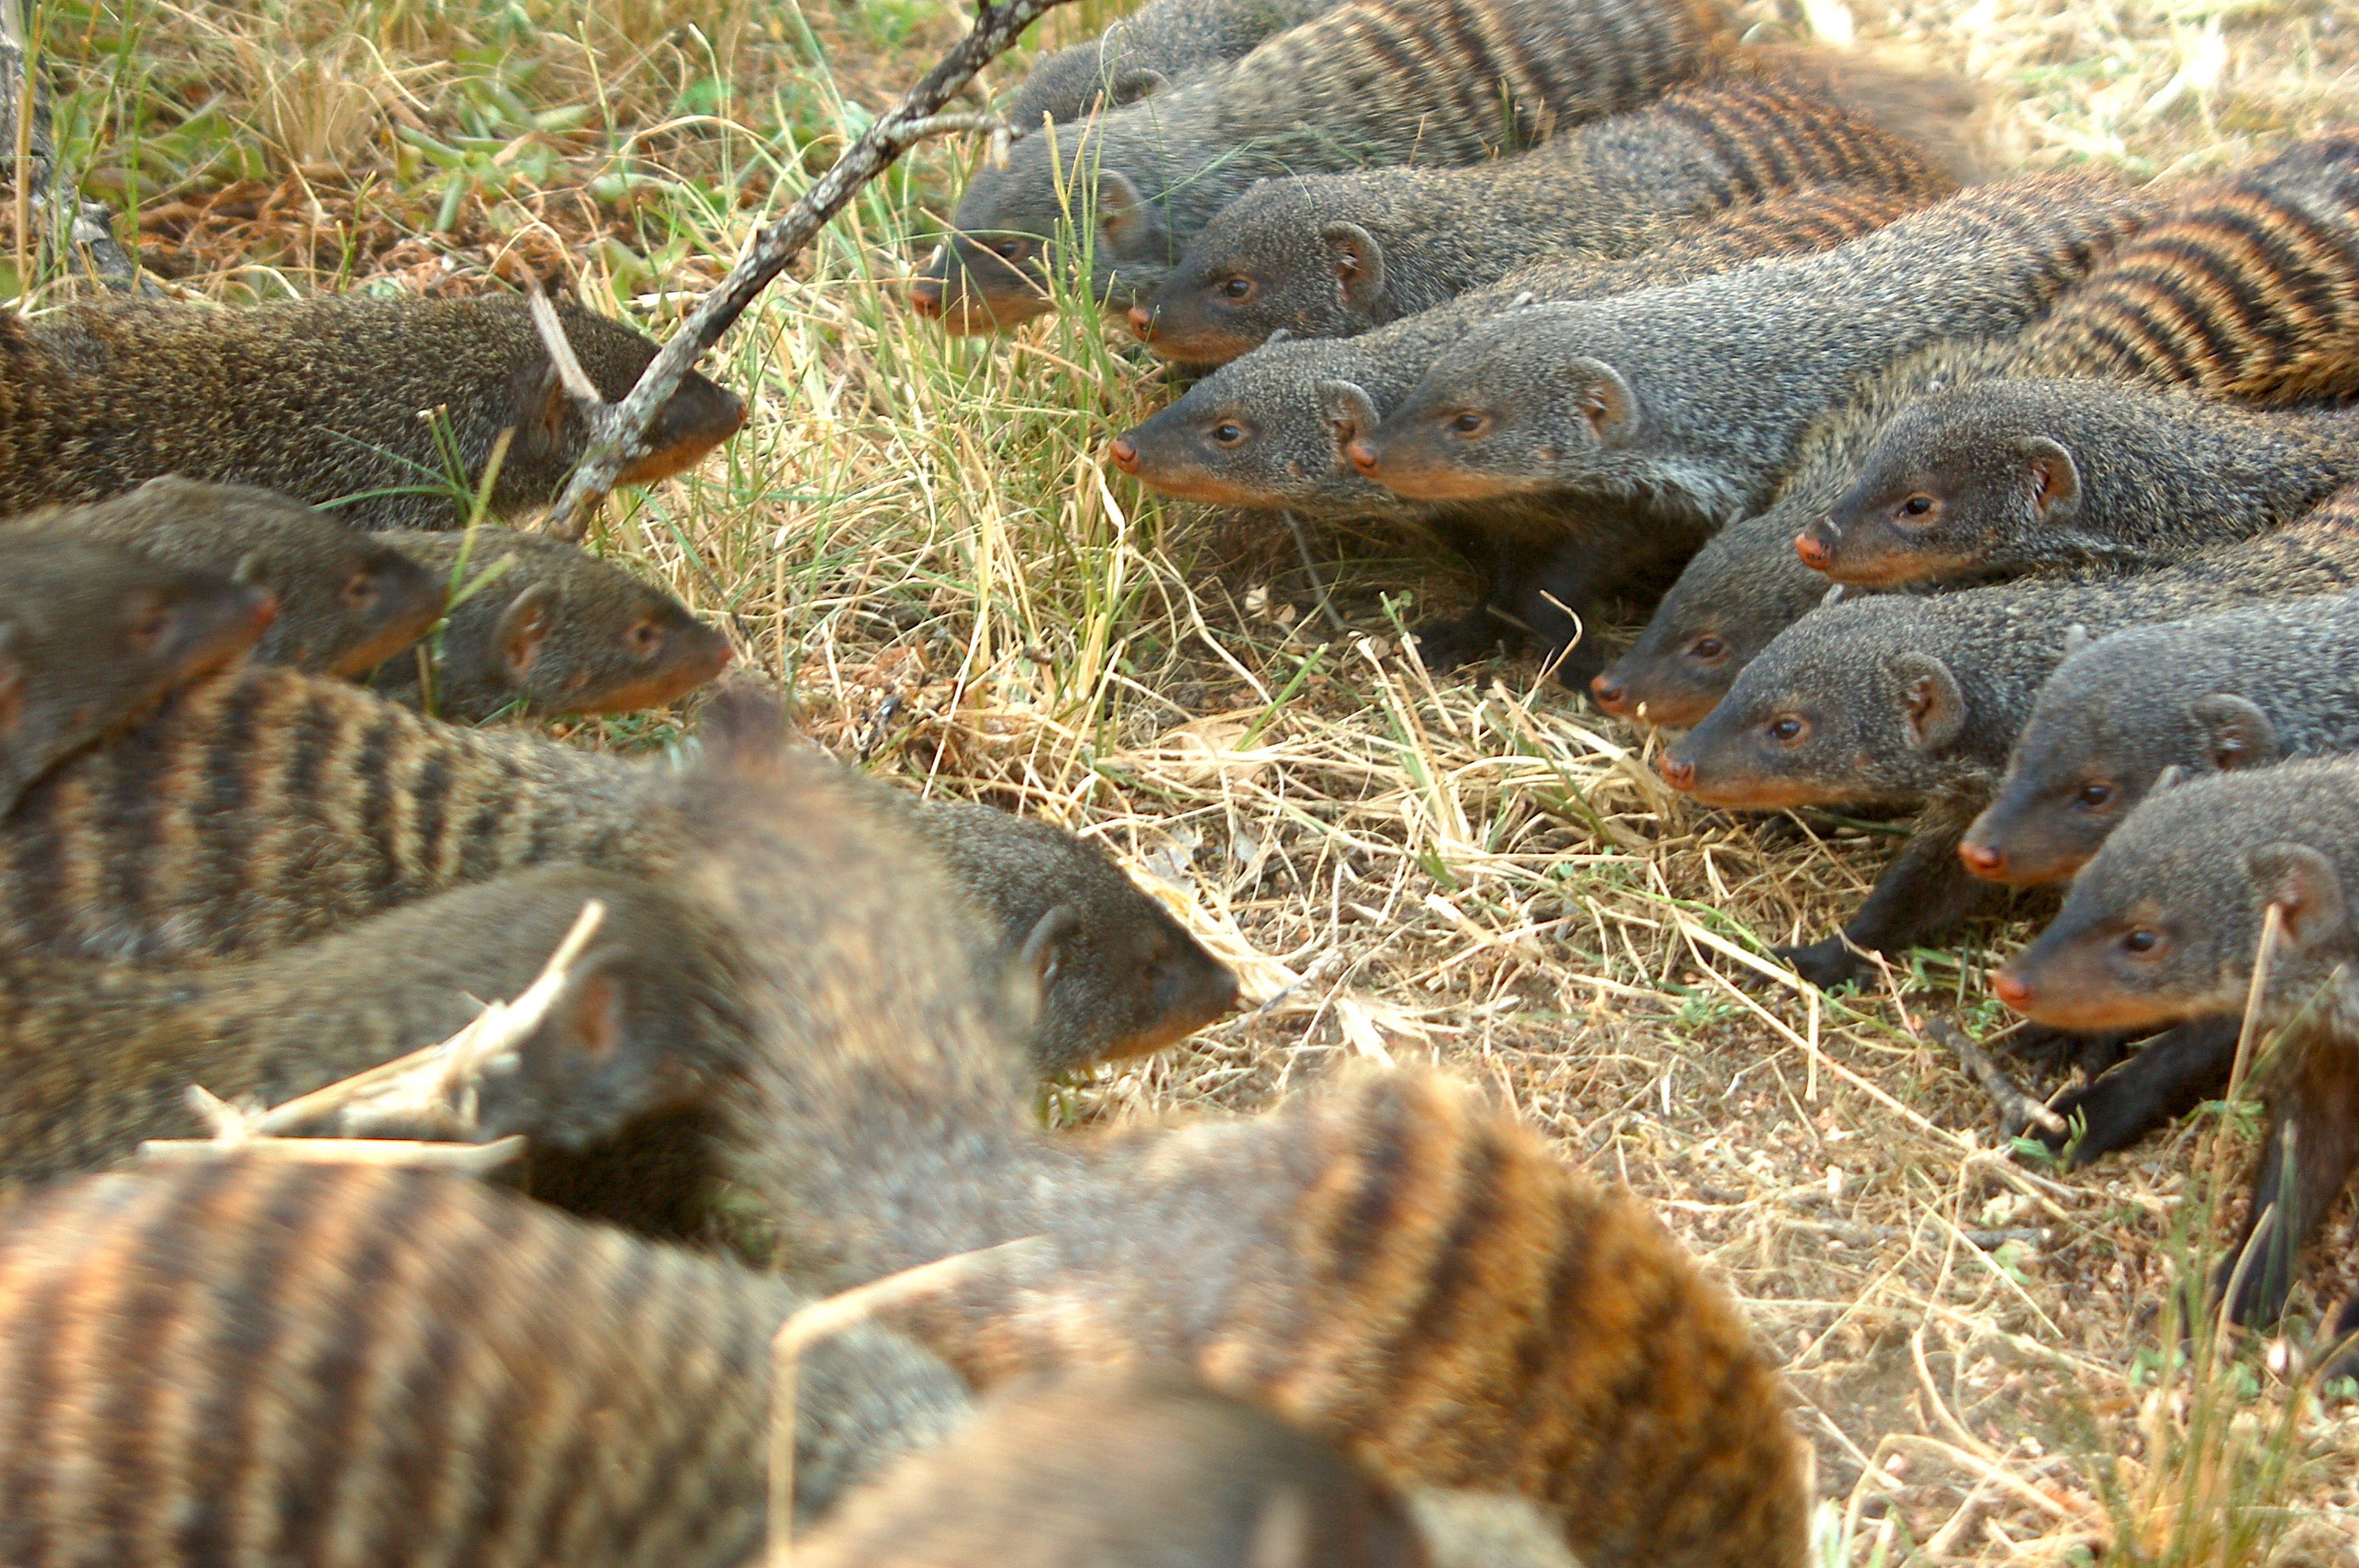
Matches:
[20,0,2359,1559]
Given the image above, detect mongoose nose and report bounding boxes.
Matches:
[1345,440,1380,476]
[907,278,944,319]
[1958,840,2007,878]
[1794,529,1834,570]
[1589,671,1629,713]
[1108,437,1140,474]
[1126,303,1156,340]
[1991,968,2032,1009]
[1658,754,1696,791]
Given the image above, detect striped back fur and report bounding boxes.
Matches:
[2007,129,2359,401]
[0,662,649,962]
[0,1159,972,1567]
[1576,181,1940,291]
[1216,0,1729,160]
[1634,71,1957,212]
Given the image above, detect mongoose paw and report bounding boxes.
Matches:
[1408,610,1511,671]
[1772,935,1874,991]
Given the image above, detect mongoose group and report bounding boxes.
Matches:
[926,0,2359,1421]
[14,0,2357,1555]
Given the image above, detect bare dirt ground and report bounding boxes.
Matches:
[25,0,2359,1558]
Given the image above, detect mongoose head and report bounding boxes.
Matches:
[1137,176,1394,362]
[1800,384,2085,590]
[1993,762,2359,1035]
[904,800,1241,1073]
[1963,622,2285,887]
[794,1371,1434,1568]
[376,528,732,721]
[1659,599,1979,811]
[1110,339,1421,519]
[507,299,747,497]
[911,120,1174,332]
[0,534,277,811]
[15,477,447,678]
[1590,517,1830,728]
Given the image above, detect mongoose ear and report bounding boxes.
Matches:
[1096,171,1149,248]
[1314,379,1382,445]
[2153,763,2190,794]
[1020,902,1083,989]
[2025,437,2081,522]
[1888,651,1966,751]
[1318,222,1387,307]
[1563,357,1637,446]
[1819,583,1848,607]
[231,551,271,589]
[2061,622,2091,658]
[2246,841,2350,953]
[1246,1488,1314,1568]
[2189,693,2281,771]
[1107,66,1170,106]
[495,582,557,684]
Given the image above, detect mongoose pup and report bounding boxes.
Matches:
[1994,757,2359,1331]
[1964,591,2359,887]
[895,797,1241,1073]
[0,292,746,528]
[0,664,1227,1073]
[668,716,1811,1568]
[369,527,732,720]
[13,476,445,676]
[0,532,274,815]
[0,865,747,1202]
[918,0,1728,330]
[797,1371,1434,1567]
[1344,174,2154,517]
[998,0,1346,132]
[1798,382,2359,588]
[1658,489,2359,991]
[0,1158,975,1563]
[1597,126,2359,720]
[1133,71,1956,364]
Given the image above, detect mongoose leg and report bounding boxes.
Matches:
[2041,1017,2240,1165]
[1776,810,2005,989]
[2215,1037,2359,1327]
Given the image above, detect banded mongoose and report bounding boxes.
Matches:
[1132,71,1956,365]
[0,865,746,1207]
[0,1158,976,1563]
[1657,485,2359,993]
[12,477,445,677]
[0,532,274,815]
[1596,126,2359,720]
[0,665,1230,1074]
[1113,185,1936,681]
[1993,756,2359,1333]
[0,292,746,528]
[1963,591,2359,887]
[894,797,1241,1073]
[796,1372,1434,1567]
[667,719,1811,1568]
[370,526,733,720]
[917,0,1728,330]
[1343,174,2154,517]
[1797,381,2359,588]
[995,0,1346,132]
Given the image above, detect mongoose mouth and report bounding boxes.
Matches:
[1112,444,1287,510]
[1817,543,1977,591]
[619,379,748,487]
[1348,438,1517,503]
[1674,770,1856,813]
[180,583,283,684]
[1132,315,1266,367]
[565,638,734,715]
[1591,665,1720,729]
[1957,826,2088,887]
[1990,955,2185,1035]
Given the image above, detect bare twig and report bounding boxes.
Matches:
[140,1134,528,1172]
[541,0,1078,541]
[151,898,608,1156]
[766,1236,1050,1563]
[1928,1018,2068,1139]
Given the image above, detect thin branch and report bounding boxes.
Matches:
[543,0,1078,540]
[1928,1018,2068,1139]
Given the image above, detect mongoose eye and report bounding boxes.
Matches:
[625,619,663,656]
[1218,276,1254,301]
[124,594,172,652]
[2120,926,2163,956]
[993,239,1031,263]
[1898,494,1937,521]
[1688,635,1726,662]
[2074,781,2114,809]
[342,570,377,610]
[1210,422,1249,448]
[1765,716,1808,745]
[1450,412,1488,437]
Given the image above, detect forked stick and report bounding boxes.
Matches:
[765,1236,1051,1565]
[137,899,607,1165]
[1928,1018,2068,1140]
[538,0,1075,540]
